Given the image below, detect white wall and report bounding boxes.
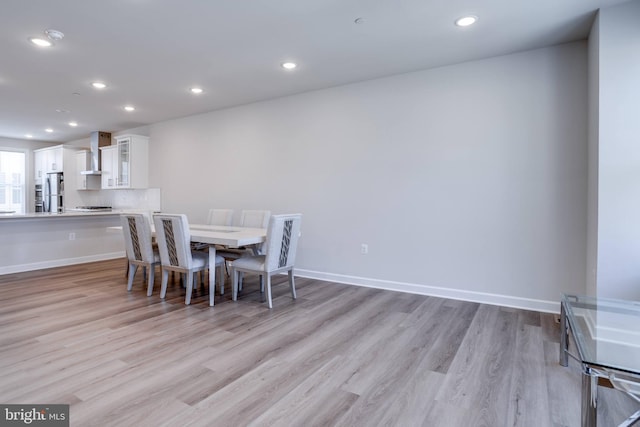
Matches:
[147,42,589,312]
[594,0,640,300]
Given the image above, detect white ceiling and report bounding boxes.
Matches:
[0,0,629,143]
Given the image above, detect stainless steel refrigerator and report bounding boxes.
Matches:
[34,183,43,212]
[44,172,64,213]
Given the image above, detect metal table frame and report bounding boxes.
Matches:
[560,294,640,427]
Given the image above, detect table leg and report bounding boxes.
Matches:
[582,367,597,427]
[560,301,569,367]
[209,245,217,307]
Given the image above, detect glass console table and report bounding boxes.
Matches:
[560,294,640,427]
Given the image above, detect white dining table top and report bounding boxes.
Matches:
[187,224,266,248]
[109,223,266,248]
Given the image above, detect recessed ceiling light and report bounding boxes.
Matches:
[29,37,52,47]
[190,87,203,94]
[91,82,107,89]
[55,109,69,113]
[25,134,33,139]
[281,62,297,70]
[44,29,64,42]
[68,121,78,127]
[455,15,478,27]
[124,105,136,112]
[354,17,364,24]
[45,128,53,133]
[29,29,64,47]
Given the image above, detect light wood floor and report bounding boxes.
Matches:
[0,259,637,426]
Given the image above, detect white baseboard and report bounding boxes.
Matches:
[1,258,560,314]
[295,268,560,314]
[0,252,125,276]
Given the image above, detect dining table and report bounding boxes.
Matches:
[111,223,267,306]
[186,224,267,305]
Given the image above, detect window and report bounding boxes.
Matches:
[0,150,26,214]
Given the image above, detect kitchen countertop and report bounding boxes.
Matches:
[0,211,126,220]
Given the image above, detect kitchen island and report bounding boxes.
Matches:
[0,211,125,275]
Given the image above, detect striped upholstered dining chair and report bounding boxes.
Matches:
[153,214,225,305]
[120,213,160,296]
[231,213,302,309]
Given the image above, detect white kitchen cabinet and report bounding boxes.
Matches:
[76,151,100,190]
[46,147,63,172]
[100,135,148,189]
[34,145,77,180]
[34,150,46,181]
[100,146,118,189]
[116,135,149,189]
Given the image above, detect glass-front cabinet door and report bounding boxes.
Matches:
[100,146,117,189]
[107,134,148,189]
[117,137,130,188]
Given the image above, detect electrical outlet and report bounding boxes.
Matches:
[69,232,76,241]
[361,243,368,254]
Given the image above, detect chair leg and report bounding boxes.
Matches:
[265,274,273,309]
[288,269,296,300]
[209,266,216,307]
[185,271,194,305]
[146,265,155,296]
[160,269,169,299]
[232,268,239,301]
[218,264,225,296]
[127,263,137,291]
[260,275,264,293]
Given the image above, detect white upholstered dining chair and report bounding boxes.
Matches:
[120,213,160,296]
[193,209,235,252]
[207,208,234,226]
[153,214,225,305]
[231,213,302,309]
[217,209,271,273]
[239,209,271,229]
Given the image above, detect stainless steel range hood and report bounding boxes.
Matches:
[81,131,111,175]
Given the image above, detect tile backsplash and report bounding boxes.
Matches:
[74,188,161,212]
